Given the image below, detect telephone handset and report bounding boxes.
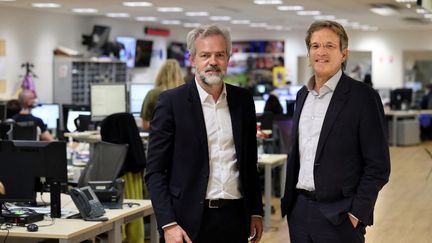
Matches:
[69,186,108,221]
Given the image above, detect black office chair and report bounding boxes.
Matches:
[78,141,128,187]
[74,114,92,132]
[9,121,39,140]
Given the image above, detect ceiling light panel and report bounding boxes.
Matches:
[209,16,231,21]
[135,16,157,21]
[106,12,129,18]
[122,2,152,7]
[157,7,183,12]
[277,5,304,11]
[254,0,283,5]
[185,11,209,17]
[72,8,98,13]
[32,3,60,8]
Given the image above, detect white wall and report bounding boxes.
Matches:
[2,6,432,102]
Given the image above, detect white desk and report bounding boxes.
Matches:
[0,194,157,243]
[385,110,432,146]
[258,153,287,231]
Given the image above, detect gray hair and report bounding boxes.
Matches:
[186,24,232,58]
[305,20,349,70]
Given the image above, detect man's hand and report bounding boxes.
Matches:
[249,216,263,243]
[348,213,359,228]
[164,224,192,243]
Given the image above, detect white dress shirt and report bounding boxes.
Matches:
[195,79,242,200]
[296,69,342,191]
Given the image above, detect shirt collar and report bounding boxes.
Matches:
[195,77,227,104]
[306,69,342,92]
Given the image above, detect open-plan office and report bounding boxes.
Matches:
[1,0,432,242]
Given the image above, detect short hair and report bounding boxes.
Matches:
[18,89,35,106]
[305,20,349,70]
[186,24,232,58]
[154,59,185,90]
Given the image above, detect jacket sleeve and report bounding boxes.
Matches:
[351,91,391,225]
[145,92,177,227]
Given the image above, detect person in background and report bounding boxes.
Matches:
[264,93,283,115]
[145,24,263,243]
[281,20,390,243]
[13,89,54,141]
[184,65,195,83]
[140,59,185,130]
[363,73,373,87]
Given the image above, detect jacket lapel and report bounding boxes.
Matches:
[226,84,242,163]
[187,81,208,154]
[293,86,308,137]
[314,74,350,163]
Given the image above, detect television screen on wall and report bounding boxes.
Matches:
[135,40,153,67]
[116,36,137,68]
[167,42,189,67]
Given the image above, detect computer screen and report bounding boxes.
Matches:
[91,84,127,121]
[116,36,136,68]
[390,88,413,110]
[135,39,153,67]
[129,83,154,114]
[254,97,266,115]
[61,104,91,132]
[0,141,67,207]
[31,104,60,129]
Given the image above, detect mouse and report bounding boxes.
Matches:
[26,223,39,232]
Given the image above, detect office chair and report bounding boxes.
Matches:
[100,112,146,243]
[74,114,92,132]
[78,141,128,187]
[9,121,39,140]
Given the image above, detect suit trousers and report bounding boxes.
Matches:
[195,199,248,243]
[288,194,366,243]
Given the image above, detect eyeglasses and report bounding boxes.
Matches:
[309,42,338,51]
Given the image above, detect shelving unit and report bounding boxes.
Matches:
[53,57,127,105]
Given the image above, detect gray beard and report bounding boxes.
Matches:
[199,72,223,86]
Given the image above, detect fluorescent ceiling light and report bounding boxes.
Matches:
[184,23,201,28]
[210,16,231,21]
[277,5,304,11]
[157,7,183,12]
[72,8,98,13]
[395,0,416,3]
[135,16,157,21]
[231,19,251,24]
[106,12,129,18]
[123,2,152,7]
[254,0,282,5]
[250,22,268,28]
[370,5,399,16]
[161,20,181,25]
[266,25,284,30]
[314,15,336,20]
[297,10,321,16]
[32,3,60,8]
[185,11,209,17]
[0,0,17,2]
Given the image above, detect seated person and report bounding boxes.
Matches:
[264,93,283,115]
[12,89,54,141]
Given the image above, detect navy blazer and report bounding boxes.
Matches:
[281,73,390,226]
[145,80,263,239]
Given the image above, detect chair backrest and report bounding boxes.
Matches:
[100,112,146,175]
[74,114,92,132]
[78,141,128,187]
[10,121,39,140]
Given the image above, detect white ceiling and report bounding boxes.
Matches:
[1,0,432,31]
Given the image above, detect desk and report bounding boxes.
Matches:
[258,153,287,231]
[385,110,432,146]
[0,194,157,243]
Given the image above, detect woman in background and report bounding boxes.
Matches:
[140,59,185,130]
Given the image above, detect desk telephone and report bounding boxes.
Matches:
[69,186,108,221]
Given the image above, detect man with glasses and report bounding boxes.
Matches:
[281,20,390,243]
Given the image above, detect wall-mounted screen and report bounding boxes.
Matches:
[91,84,127,121]
[135,40,153,67]
[31,104,60,129]
[167,42,189,67]
[129,83,154,114]
[116,36,137,68]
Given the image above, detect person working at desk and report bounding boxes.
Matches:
[12,89,54,141]
[145,24,263,243]
[140,59,185,130]
[280,20,390,243]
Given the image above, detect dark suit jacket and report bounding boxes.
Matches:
[145,80,263,239]
[281,73,390,226]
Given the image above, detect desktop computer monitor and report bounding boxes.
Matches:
[390,88,413,110]
[61,104,91,132]
[0,140,67,217]
[129,83,154,114]
[91,84,127,122]
[254,97,266,115]
[31,103,60,129]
